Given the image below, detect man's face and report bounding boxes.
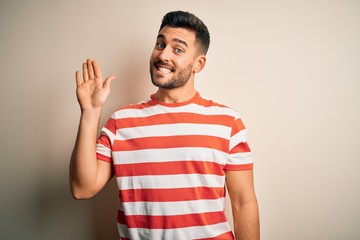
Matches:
[150,26,200,89]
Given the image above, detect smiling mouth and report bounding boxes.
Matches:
[155,63,174,74]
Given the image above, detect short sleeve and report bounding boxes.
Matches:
[96,116,116,163]
[224,113,253,171]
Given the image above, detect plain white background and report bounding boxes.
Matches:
[1,1,359,239]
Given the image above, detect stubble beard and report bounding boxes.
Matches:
[150,63,193,90]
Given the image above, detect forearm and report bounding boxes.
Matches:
[233,200,260,240]
[70,109,102,198]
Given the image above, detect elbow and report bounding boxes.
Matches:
[70,185,96,200]
[71,192,92,200]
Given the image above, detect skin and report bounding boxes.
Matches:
[149,26,206,103]
[227,170,260,240]
[70,26,259,239]
[70,59,115,199]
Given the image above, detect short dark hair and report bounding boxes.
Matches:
[159,11,210,55]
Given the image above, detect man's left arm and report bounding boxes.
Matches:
[226,169,260,240]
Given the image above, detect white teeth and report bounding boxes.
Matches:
[158,67,171,74]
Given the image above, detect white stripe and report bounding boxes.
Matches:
[115,123,231,140]
[112,147,228,165]
[99,127,116,144]
[120,198,225,216]
[117,174,225,190]
[113,103,238,119]
[228,152,253,165]
[117,222,232,240]
[117,223,131,239]
[96,144,111,158]
[229,129,247,150]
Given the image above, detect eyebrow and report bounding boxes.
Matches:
[157,34,188,47]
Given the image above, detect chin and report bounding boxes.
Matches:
[152,79,170,89]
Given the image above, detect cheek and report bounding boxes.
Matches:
[175,57,192,68]
[180,60,196,71]
[150,51,158,62]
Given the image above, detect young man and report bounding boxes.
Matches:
[70,11,259,240]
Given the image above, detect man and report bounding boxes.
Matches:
[70,10,259,240]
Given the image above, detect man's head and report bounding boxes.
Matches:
[150,11,210,90]
[159,11,210,55]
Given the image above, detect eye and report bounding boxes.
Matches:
[175,48,184,54]
[156,42,165,49]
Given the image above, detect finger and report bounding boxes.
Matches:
[82,62,89,81]
[87,59,95,80]
[103,75,116,89]
[75,71,82,86]
[92,60,103,80]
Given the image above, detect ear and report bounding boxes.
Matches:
[193,55,206,73]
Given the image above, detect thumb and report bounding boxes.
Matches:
[103,75,116,88]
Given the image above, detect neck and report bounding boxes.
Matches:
[153,84,197,104]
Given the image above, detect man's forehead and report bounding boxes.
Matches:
[157,26,196,45]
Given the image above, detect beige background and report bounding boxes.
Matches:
[1,0,359,239]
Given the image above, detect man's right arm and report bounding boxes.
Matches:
[69,59,115,199]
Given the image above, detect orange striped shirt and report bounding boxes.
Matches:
[96,92,252,239]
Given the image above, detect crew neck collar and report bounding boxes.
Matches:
[150,92,200,107]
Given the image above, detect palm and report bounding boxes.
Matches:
[76,59,115,111]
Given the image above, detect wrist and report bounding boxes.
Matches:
[80,108,102,123]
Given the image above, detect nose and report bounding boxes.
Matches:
[158,46,172,62]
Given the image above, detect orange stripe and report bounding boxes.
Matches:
[231,118,246,136]
[119,187,225,202]
[224,163,253,171]
[229,142,251,153]
[114,161,225,177]
[103,117,116,134]
[96,153,112,163]
[115,112,234,128]
[197,97,228,108]
[113,135,229,152]
[112,95,234,115]
[116,95,230,110]
[195,231,234,240]
[97,134,111,148]
[115,101,154,111]
[117,210,227,229]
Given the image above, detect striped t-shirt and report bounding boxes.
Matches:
[96,92,253,240]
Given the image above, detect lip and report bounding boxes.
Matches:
[155,62,174,70]
[153,63,174,75]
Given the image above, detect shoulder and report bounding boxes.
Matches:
[110,98,154,119]
[117,98,153,111]
[197,95,240,118]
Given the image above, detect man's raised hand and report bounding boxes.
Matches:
[75,59,115,112]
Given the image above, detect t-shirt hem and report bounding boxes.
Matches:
[96,153,112,163]
[224,163,253,171]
